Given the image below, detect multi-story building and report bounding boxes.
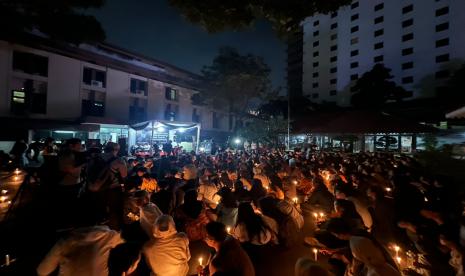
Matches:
[0,35,232,150]
[297,0,465,106]
[286,26,304,101]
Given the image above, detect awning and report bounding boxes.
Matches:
[446,106,465,119]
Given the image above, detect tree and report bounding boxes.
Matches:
[168,0,352,36]
[445,64,465,108]
[257,95,316,119]
[236,116,288,146]
[0,0,105,44]
[351,64,412,108]
[200,47,272,116]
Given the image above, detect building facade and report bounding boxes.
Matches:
[299,0,465,106]
[0,37,232,145]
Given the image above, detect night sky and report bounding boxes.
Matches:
[88,0,286,89]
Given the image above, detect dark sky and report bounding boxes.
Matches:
[89,0,286,89]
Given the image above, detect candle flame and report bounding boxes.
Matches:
[312,248,318,254]
[313,212,318,218]
[198,257,203,266]
[396,256,402,264]
[226,226,231,234]
[319,212,324,218]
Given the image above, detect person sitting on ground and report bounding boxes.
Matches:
[37,224,124,276]
[133,190,163,238]
[334,184,373,232]
[216,187,239,227]
[174,189,210,241]
[198,175,220,207]
[203,221,255,276]
[143,215,190,276]
[151,179,176,215]
[108,243,141,276]
[232,202,278,246]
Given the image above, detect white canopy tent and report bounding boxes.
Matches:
[446,106,465,119]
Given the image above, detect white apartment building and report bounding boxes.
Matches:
[0,36,232,146]
[301,0,465,106]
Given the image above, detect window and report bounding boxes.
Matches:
[330,90,337,96]
[436,22,449,32]
[330,45,337,51]
[374,55,384,62]
[313,51,319,57]
[331,12,338,18]
[10,78,47,115]
[436,38,449,48]
[83,67,106,88]
[313,72,319,78]
[435,70,450,79]
[331,33,337,40]
[402,19,413,28]
[436,6,449,16]
[313,20,319,26]
[331,23,338,29]
[351,2,359,9]
[350,62,358,68]
[12,51,48,77]
[374,3,384,11]
[402,47,414,56]
[402,33,414,42]
[330,78,337,84]
[192,108,201,123]
[313,41,319,47]
[129,98,147,122]
[351,14,359,21]
[402,76,414,84]
[402,4,413,14]
[330,56,337,62]
[436,54,449,63]
[402,62,414,70]
[351,50,359,57]
[130,79,148,96]
[350,74,358,81]
[312,93,319,99]
[351,37,359,45]
[374,29,384,37]
[81,89,105,117]
[165,103,179,121]
[313,62,319,68]
[313,30,319,36]
[330,67,337,73]
[374,42,384,49]
[313,82,319,88]
[351,26,359,33]
[375,16,384,24]
[165,87,178,101]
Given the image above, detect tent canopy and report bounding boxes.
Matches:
[446,106,465,119]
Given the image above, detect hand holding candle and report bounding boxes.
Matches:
[313,248,318,261]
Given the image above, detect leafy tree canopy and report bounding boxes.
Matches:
[200,47,272,114]
[236,116,288,145]
[351,64,411,108]
[168,0,352,36]
[0,0,105,44]
[445,64,465,108]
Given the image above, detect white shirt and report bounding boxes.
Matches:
[37,226,124,276]
[233,215,278,245]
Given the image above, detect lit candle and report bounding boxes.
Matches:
[313,248,318,261]
[226,226,231,234]
[5,254,10,266]
[14,169,20,175]
[313,212,318,219]
[198,257,203,267]
[394,245,400,257]
[1,190,7,195]
[293,180,298,185]
[293,197,298,204]
[7,201,11,205]
[14,176,19,181]
[385,187,392,192]
[424,197,428,202]
[0,196,7,203]
[319,212,325,219]
[396,256,402,265]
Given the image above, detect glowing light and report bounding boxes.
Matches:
[198,257,203,267]
[319,212,325,218]
[313,248,318,261]
[234,138,241,144]
[1,190,7,195]
[292,180,298,185]
[14,169,20,175]
[0,196,7,202]
[14,176,19,181]
[424,197,428,202]
[157,127,165,132]
[385,187,392,192]
[199,147,205,152]
[178,127,185,133]
[226,226,231,234]
[313,213,318,219]
[293,197,298,204]
[5,255,10,266]
[396,256,402,264]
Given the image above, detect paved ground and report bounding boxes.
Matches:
[0,178,326,276]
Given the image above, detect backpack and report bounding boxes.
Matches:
[278,215,300,248]
[86,155,118,192]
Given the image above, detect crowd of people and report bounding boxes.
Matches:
[6,137,465,276]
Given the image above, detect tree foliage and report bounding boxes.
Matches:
[168,0,352,36]
[351,64,412,108]
[445,64,465,108]
[258,95,316,119]
[200,47,272,114]
[0,0,105,44]
[237,116,288,145]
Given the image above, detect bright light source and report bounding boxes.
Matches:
[54,130,75,134]
[234,138,241,144]
[178,127,185,133]
[199,147,205,152]
[157,127,165,132]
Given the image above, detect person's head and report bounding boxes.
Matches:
[326,218,352,240]
[108,243,141,276]
[258,196,283,223]
[366,185,385,202]
[227,169,237,181]
[218,187,238,208]
[135,167,146,177]
[205,221,228,250]
[295,257,330,276]
[334,199,359,219]
[183,164,197,180]
[65,138,82,152]
[133,190,150,207]
[153,215,177,239]
[334,184,351,199]
[104,142,120,156]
